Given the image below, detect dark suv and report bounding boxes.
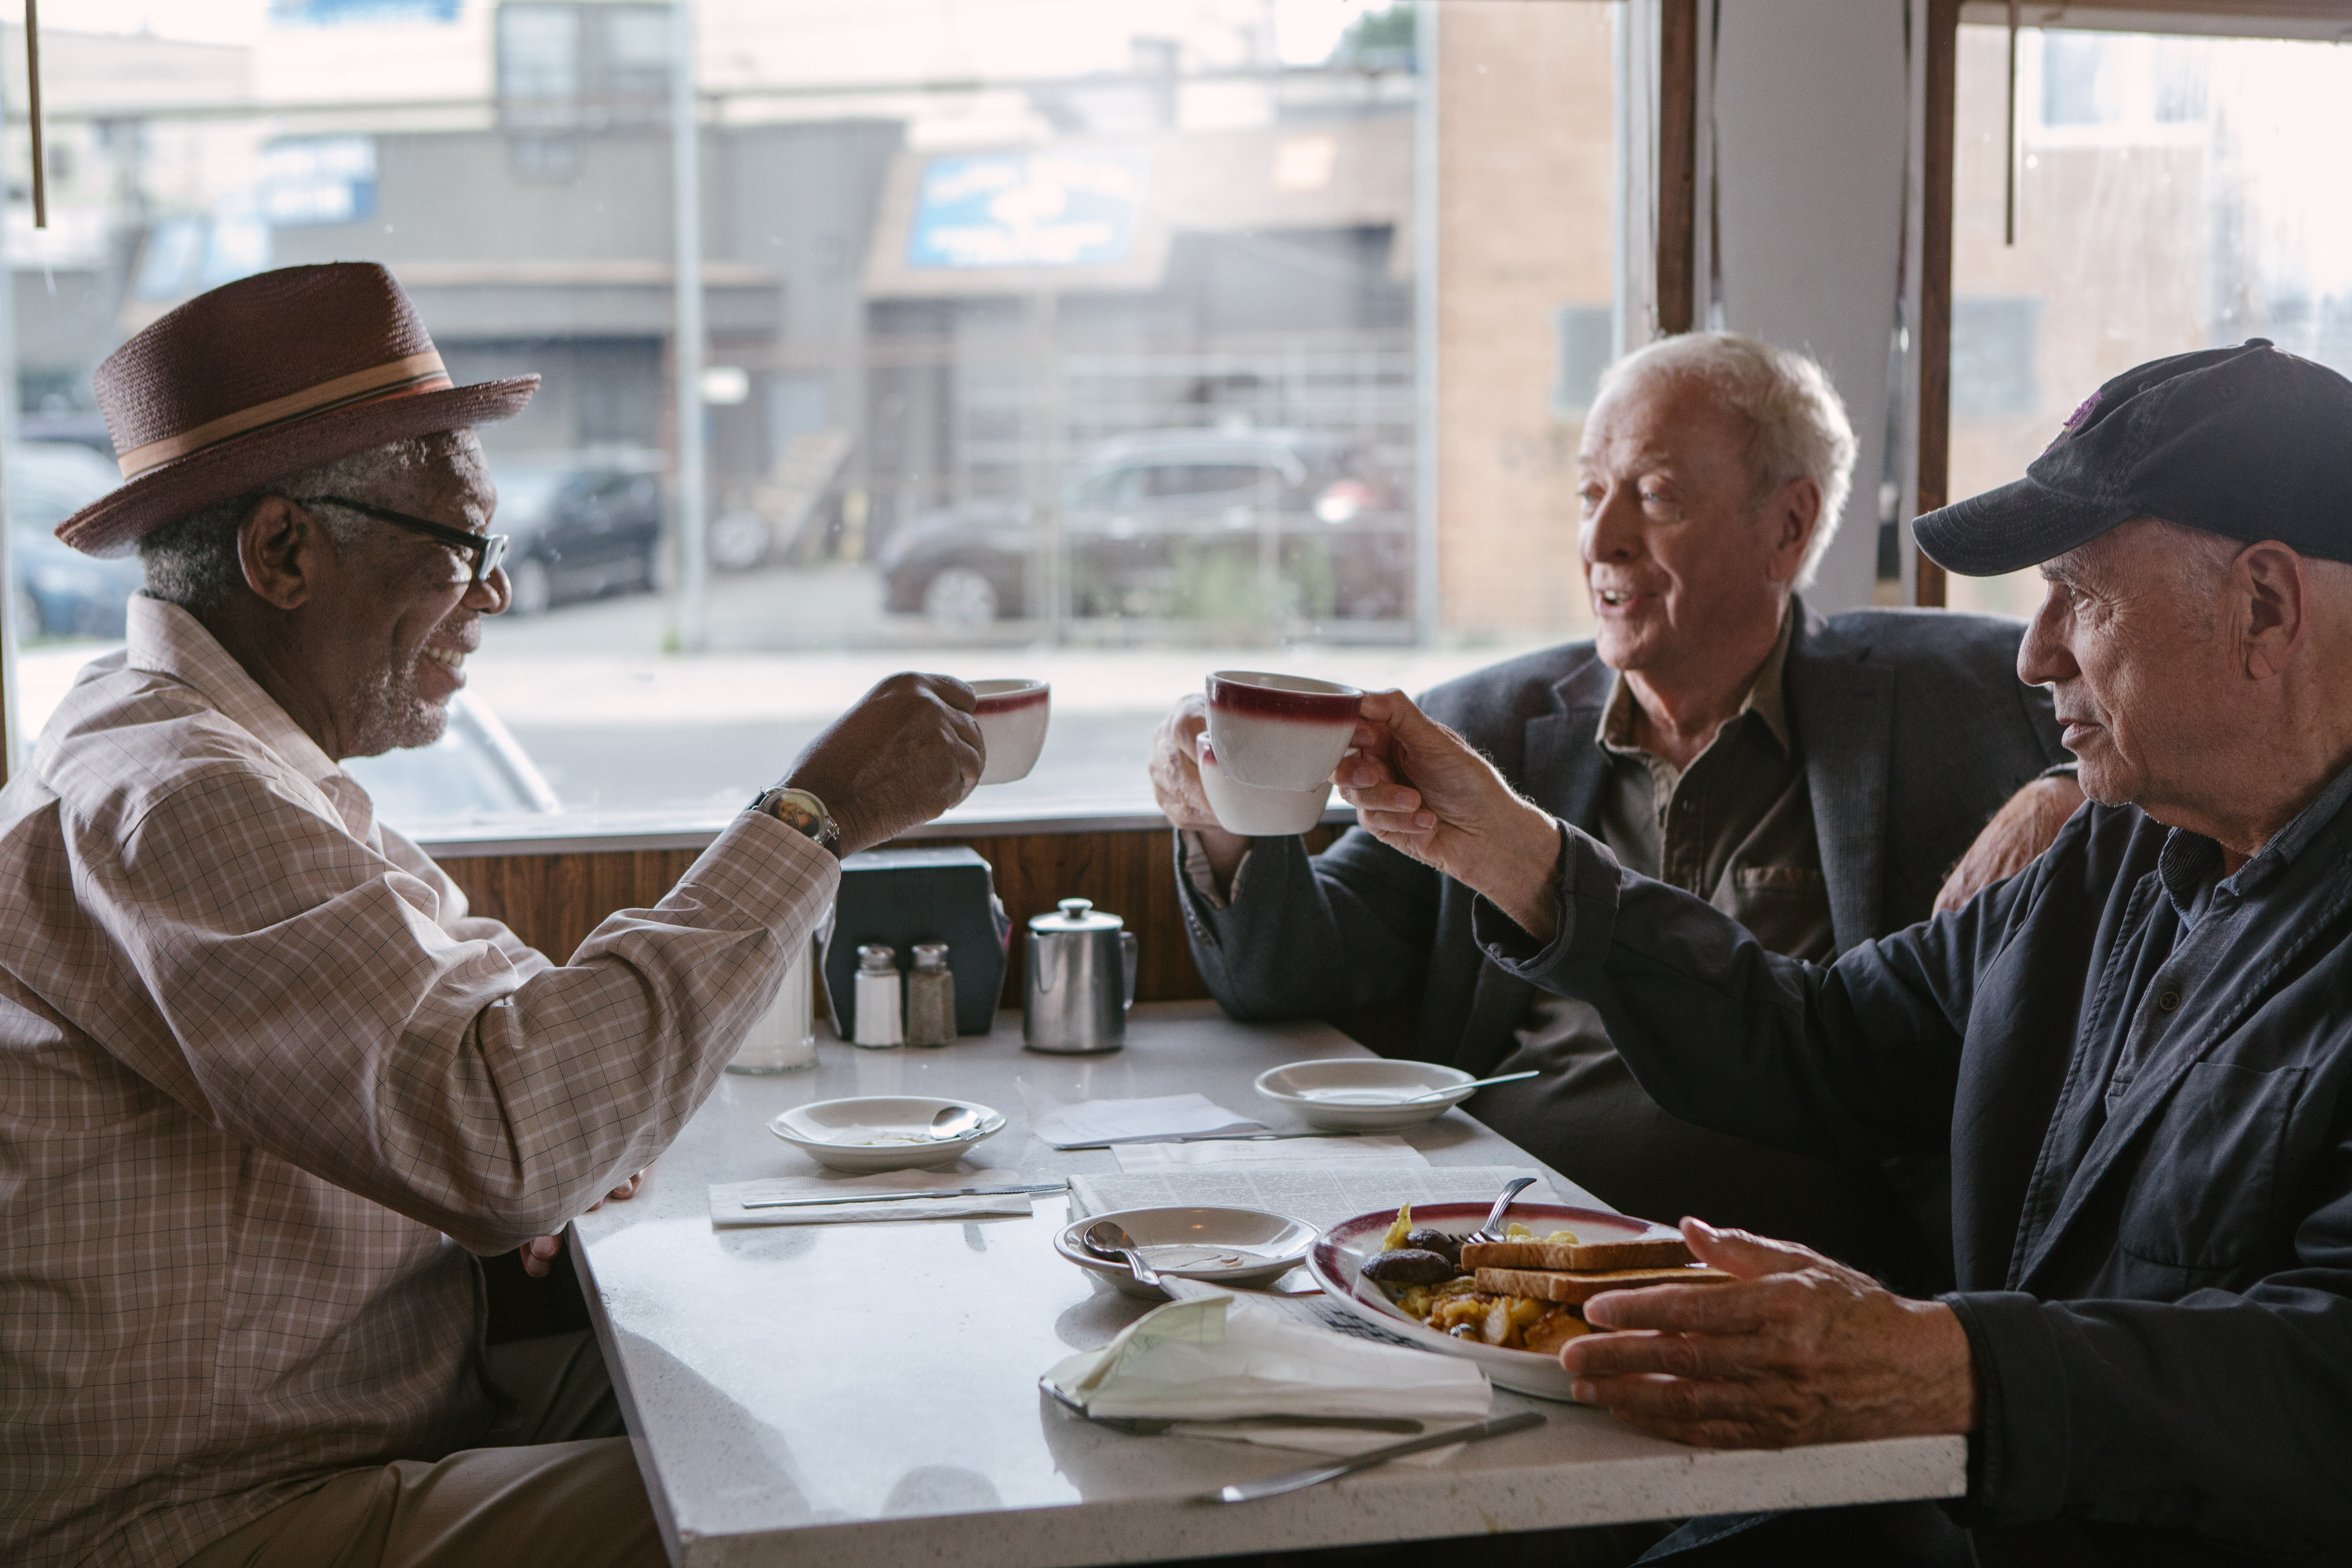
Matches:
[878,429,1408,629]
[490,452,666,616]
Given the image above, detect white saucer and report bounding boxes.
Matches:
[767,1096,1006,1173]
[1253,1059,1478,1132]
[1054,1205,1318,1300]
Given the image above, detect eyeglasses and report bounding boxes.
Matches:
[288,494,509,588]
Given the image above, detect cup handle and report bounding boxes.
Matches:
[1119,931,1138,1012]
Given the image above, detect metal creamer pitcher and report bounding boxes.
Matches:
[1023,898,1137,1054]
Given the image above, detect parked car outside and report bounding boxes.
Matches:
[488,449,666,616]
[341,691,564,827]
[9,442,144,641]
[876,428,1409,630]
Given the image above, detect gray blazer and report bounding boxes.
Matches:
[1180,600,2069,1076]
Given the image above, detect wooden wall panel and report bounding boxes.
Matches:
[435,825,1343,1011]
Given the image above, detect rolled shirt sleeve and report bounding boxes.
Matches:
[87,765,834,1254]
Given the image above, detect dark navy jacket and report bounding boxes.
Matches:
[1481,775,2352,1560]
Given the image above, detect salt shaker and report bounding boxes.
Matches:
[903,942,957,1047]
[724,937,818,1073]
[851,944,903,1047]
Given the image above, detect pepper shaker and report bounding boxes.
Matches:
[903,942,957,1047]
[851,944,903,1047]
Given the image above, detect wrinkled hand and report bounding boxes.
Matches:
[1146,694,1251,889]
[518,1171,644,1280]
[1935,773,2085,913]
[1146,694,1220,832]
[784,673,983,855]
[1335,689,1562,940]
[1560,1218,1977,1449]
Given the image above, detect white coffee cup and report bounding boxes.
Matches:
[1203,671,1364,790]
[971,679,1050,785]
[1196,733,1332,837]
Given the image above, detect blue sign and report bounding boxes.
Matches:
[271,0,462,21]
[259,138,377,227]
[906,147,1151,270]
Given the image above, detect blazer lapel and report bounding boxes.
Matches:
[1788,610,1895,954]
[1451,657,1610,1075]
[1522,653,1614,833]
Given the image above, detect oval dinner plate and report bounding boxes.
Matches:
[1055,1205,1318,1301]
[1253,1058,1477,1133]
[767,1096,1006,1173]
[1308,1200,1685,1401]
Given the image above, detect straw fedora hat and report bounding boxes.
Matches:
[56,262,537,557]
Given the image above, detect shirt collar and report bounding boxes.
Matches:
[122,597,378,847]
[2156,753,2352,920]
[1598,602,1797,759]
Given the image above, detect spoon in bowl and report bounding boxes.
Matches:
[1085,1219,1162,1287]
[1308,1069,1542,1107]
[927,1105,984,1141]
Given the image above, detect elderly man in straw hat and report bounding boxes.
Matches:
[1314,339,2352,1562]
[0,264,981,1568]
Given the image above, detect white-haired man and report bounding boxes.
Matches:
[1150,331,2076,1284]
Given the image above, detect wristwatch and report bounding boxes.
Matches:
[750,785,840,853]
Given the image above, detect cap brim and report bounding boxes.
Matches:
[56,375,539,558]
[1913,475,2131,578]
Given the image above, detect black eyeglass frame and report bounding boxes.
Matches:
[287,493,509,587]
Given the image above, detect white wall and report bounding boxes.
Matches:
[1700,0,1912,613]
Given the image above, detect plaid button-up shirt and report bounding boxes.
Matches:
[0,597,836,1568]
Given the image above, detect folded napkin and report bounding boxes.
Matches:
[1023,1088,1266,1149]
[710,1167,1043,1226]
[1042,1290,1490,1458]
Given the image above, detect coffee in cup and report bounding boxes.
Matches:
[971,679,1050,785]
[1203,671,1363,791]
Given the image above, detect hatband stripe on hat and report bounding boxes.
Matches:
[115,350,453,480]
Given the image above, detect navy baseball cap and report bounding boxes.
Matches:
[1915,339,2352,577]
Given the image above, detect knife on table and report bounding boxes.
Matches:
[1196,1411,1546,1503]
[739,1182,1066,1211]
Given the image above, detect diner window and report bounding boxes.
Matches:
[1945,21,2352,619]
[2,0,1620,836]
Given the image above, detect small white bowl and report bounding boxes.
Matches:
[1054,1205,1318,1300]
[767,1096,1006,1173]
[1253,1059,1479,1132]
[1197,734,1332,837]
[972,680,1050,785]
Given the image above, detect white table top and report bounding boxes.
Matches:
[573,1001,1964,1568]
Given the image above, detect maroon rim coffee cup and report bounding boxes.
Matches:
[1203,671,1364,791]
[972,679,1050,785]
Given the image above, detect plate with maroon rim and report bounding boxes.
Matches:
[1307,1200,1684,1401]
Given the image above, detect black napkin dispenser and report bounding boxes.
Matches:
[819,845,1010,1039]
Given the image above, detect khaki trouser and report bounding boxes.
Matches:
[184,1332,667,1568]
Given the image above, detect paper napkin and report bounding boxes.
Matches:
[1021,1087,1267,1149]
[710,1167,1042,1226]
[1042,1289,1490,1458]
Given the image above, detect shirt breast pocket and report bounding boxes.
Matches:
[2115,1059,2306,1274]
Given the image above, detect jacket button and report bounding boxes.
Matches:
[2158,989,2181,1012]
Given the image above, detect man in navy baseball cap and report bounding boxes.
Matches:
[1250,338,2352,1561]
[1917,337,2352,575]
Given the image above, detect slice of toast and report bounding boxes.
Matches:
[1459,1234,1694,1273]
[1473,1265,1736,1305]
